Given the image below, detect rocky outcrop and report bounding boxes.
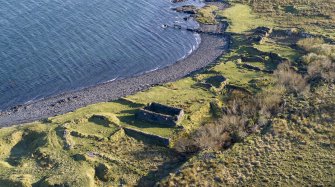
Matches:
[172,5,197,14]
[172,0,188,3]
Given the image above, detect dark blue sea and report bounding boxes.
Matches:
[0,0,202,110]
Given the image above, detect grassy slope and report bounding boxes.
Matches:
[217,4,273,33]
[0,74,218,185]
[230,0,335,39]
[0,1,334,186]
[0,13,270,185]
[161,114,335,186]
[160,2,335,186]
[161,83,335,186]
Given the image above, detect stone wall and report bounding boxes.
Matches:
[145,102,184,119]
[123,127,170,147]
[249,26,273,44]
[225,84,252,95]
[136,103,184,127]
[136,109,178,127]
[204,75,228,89]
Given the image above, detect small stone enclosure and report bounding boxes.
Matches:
[136,102,184,127]
[205,75,227,89]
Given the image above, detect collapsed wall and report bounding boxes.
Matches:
[123,127,170,147]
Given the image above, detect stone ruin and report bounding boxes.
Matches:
[196,75,228,91]
[225,84,252,95]
[205,75,228,89]
[123,127,170,147]
[136,102,184,127]
[249,26,273,44]
[242,63,274,74]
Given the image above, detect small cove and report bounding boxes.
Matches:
[0,0,203,110]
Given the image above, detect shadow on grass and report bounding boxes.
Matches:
[137,160,187,186]
[6,131,47,166]
[88,116,109,127]
[119,114,173,129]
[135,150,187,186]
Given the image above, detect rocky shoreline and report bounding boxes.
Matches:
[0,33,228,127]
[0,0,229,127]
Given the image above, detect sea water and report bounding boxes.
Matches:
[0,0,202,110]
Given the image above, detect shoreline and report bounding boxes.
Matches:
[0,33,227,127]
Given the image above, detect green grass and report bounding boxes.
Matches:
[254,41,300,61]
[213,61,270,90]
[217,4,273,33]
[161,126,334,186]
[228,0,335,39]
[1,1,333,186]
[160,85,335,186]
[68,119,118,138]
[0,122,181,186]
[196,5,219,24]
[0,74,218,185]
[0,124,96,187]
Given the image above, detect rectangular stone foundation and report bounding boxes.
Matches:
[136,102,184,127]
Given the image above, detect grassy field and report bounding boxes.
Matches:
[161,107,335,185]
[160,1,335,185]
[217,4,273,33]
[0,0,334,186]
[229,0,335,39]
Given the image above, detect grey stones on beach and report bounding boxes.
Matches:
[0,33,227,127]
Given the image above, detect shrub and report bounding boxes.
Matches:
[174,136,200,154]
[195,123,232,150]
[274,62,309,93]
[301,42,335,83]
[302,53,329,65]
[175,114,248,153]
[308,58,335,82]
[308,44,335,57]
[231,130,248,143]
[297,38,324,51]
[210,99,223,118]
[256,85,286,115]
